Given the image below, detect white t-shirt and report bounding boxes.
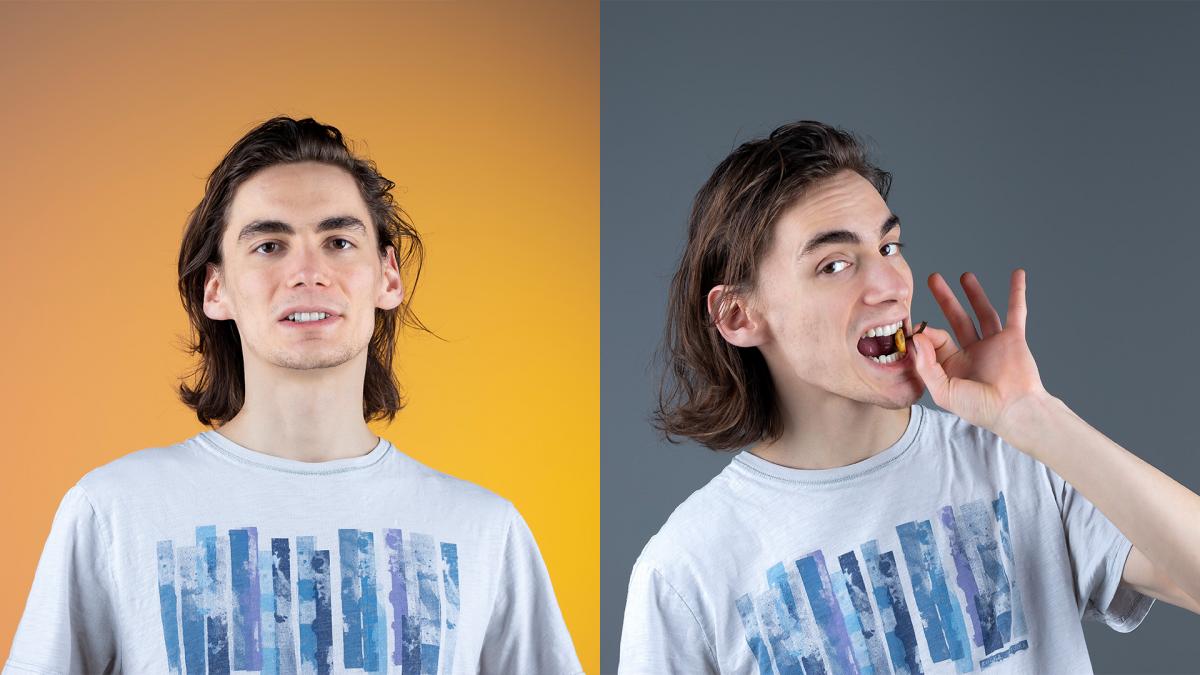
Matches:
[4,430,583,675]
[619,404,1154,674]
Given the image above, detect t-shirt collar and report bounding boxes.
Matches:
[732,404,924,486]
[195,429,393,475]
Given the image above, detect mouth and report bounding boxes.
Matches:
[279,313,340,329]
[855,319,925,366]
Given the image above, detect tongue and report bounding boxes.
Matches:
[857,334,897,357]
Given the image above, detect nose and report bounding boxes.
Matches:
[286,241,332,287]
[861,256,911,307]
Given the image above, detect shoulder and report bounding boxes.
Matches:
[389,449,518,521]
[634,462,743,577]
[915,404,1051,481]
[74,439,194,502]
[917,405,1027,456]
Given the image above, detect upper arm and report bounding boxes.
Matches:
[1121,545,1200,615]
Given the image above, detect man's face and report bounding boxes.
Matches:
[203,161,403,373]
[743,169,925,409]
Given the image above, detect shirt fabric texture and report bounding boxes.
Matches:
[619,404,1154,674]
[5,431,583,675]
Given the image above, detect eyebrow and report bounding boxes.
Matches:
[236,215,368,243]
[797,213,901,258]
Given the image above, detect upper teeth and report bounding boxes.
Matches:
[863,321,903,339]
[288,312,328,322]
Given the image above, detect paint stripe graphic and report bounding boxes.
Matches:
[259,554,278,675]
[739,489,1028,673]
[230,527,262,671]
[797,551,857,675]
[896,519,971,671]
[862,540,921,675]
[157,526,461,673]
[735,593,773,675]
[155,541,182,675]
[273,537,298,675]
[838,550,890,675]
[440,543,461,675]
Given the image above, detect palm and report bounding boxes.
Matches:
[911,269,1046,433]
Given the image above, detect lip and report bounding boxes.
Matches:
[278,306,341,321]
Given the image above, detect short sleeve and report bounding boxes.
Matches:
[479,504,582,675]
[1049,467,1156,632]
[618,558,717,675]
[4,484,119,675]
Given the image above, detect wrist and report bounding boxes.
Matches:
[994,390,1069,456]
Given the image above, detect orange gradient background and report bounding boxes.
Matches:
[0,2,598,671]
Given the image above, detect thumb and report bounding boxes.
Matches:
[912,333,950,404]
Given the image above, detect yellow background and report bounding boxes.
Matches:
[0,2,598,671]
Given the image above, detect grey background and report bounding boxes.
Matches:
[601,2,1200,673]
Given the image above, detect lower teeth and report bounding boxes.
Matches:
[870,351,906,364]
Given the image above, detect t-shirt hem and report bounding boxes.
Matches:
[4,657,64,674]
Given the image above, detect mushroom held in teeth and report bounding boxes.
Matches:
[894,321,927,354]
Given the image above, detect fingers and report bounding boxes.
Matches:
[927,272,980,347]
[911,332,950,404]
[960,272,1003,337]
[917,325,960,364]
[1007,268,1027,334]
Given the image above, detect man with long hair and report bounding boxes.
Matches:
[6,117,582,675]
[618,120,1200,673]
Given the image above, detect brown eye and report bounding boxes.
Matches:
[255,242,278,255]
[821,260,850,275]
[881,242,905,256]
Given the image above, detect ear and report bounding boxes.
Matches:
[376,245,405,311]
[202,262,234,321]
[707,285,765,348]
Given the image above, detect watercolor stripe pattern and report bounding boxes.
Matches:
[736,490,1030,673]
[156,526,462,673]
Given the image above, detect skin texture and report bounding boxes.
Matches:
[201,160,404,462]
[709,169,922,469]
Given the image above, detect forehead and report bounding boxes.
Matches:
[774,170,891,245]
[226,161,367,228]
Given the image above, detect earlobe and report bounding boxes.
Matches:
[707,285,763,348]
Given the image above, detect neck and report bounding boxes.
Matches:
[213,349,379,463]
[750,386,911,470]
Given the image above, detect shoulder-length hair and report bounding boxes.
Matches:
[175,116,430,428]
[654,120,892,451]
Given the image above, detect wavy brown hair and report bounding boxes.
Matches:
[175,116,431,428]
[654,120,892,451]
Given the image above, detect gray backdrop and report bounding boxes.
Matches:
[601,2,1200,673]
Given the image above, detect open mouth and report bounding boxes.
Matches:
[856,320,925,365]
[279,313,339,328]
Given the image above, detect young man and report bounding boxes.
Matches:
[5,117,582,675]
[619,120,1200,673]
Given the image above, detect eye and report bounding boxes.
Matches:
[881,241,905,256]
[820,260,850,275]
[253,238,355,255]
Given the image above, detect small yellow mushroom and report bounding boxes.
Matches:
[895,329,906,354]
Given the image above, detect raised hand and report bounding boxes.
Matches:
[910,269,1048,437]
